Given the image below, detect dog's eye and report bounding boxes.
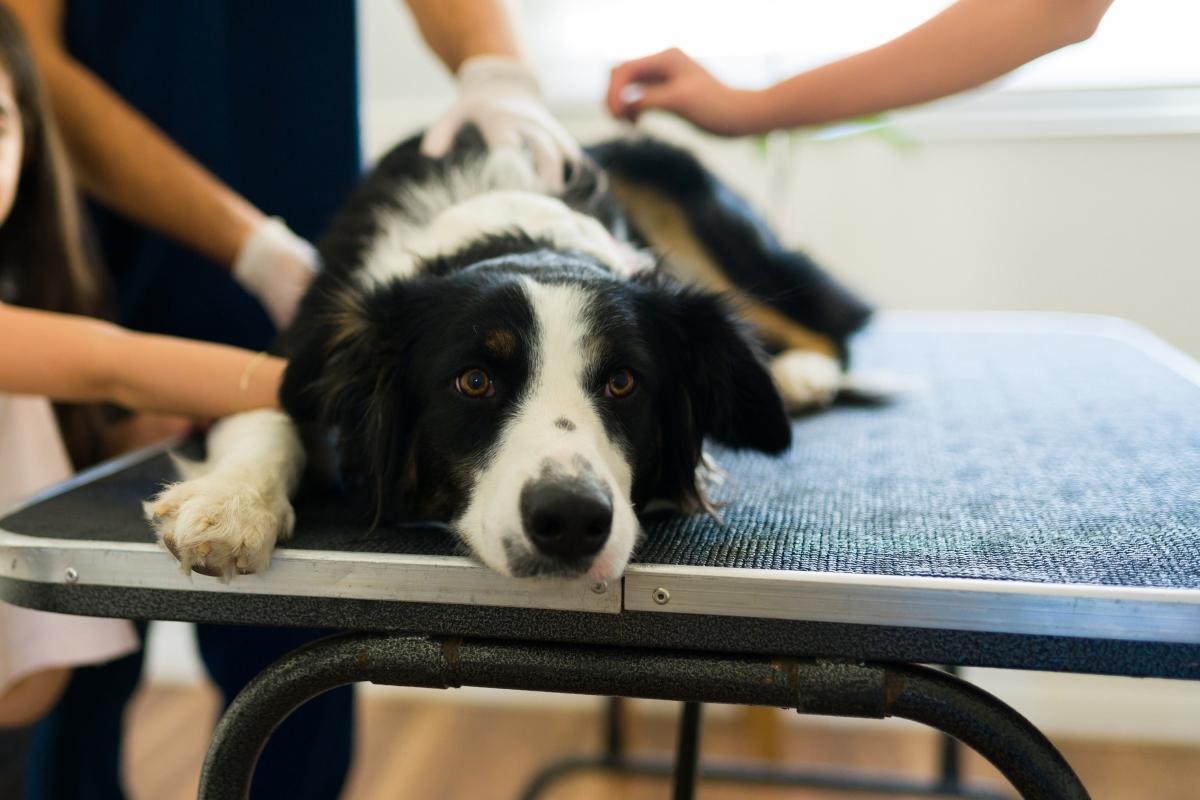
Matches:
[457,368,494,398]
[604,368,636,398]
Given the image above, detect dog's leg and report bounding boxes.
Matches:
[144,409,304,580]
[770,349,843,411]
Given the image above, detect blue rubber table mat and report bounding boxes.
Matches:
[4,318,1199,590]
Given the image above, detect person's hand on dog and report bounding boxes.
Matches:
[607,48,767,137]
[422,55,581,193]
[232,217,319,329]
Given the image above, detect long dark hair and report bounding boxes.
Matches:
[0,5,113,467]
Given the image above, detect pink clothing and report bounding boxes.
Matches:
[0,392,74,506]
[0,389,138,693]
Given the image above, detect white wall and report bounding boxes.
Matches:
[144,1,1200,745]
[777,133,1200,359]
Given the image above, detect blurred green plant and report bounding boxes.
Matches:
[753,113,918,157]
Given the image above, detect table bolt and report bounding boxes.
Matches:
[591,580,608,594]
[652,587,671,605]
[64,567,79,583]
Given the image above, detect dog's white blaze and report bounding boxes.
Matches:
[361,148,648,288]
[456,281,639,580]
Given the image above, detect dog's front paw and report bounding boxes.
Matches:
[144,474,295,580]
[770,350,842,411]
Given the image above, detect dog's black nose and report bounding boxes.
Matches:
[520,479,612,561]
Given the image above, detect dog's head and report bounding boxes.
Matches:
[287,251,790,580]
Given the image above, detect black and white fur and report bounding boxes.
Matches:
[145,133,871,582]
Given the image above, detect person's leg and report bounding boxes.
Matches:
[0,727,29,798]
[23,628,146,800]
[196,625,354,800]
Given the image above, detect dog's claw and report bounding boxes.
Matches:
[144,476,293,580]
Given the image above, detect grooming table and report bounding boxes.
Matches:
[2,312,1198,800]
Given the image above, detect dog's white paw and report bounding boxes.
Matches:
[144,473,294,581]
[770,350,843,411]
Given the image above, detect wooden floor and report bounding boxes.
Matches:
[124,684,1200,800]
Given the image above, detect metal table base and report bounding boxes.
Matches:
[198,633,1088,800]
[519,694,1011,800]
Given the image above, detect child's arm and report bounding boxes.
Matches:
[608,0,1114,136]
[0,304,284,418]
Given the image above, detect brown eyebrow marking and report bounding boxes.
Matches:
[484,329,517,357]
[555,417,576,432]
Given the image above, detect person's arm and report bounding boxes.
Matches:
[0,304,284,418]
[2,0,318,327]
[405,0,581,192]
[4,0,257,266]
[404,0,521,72]
[608,0,1114,136]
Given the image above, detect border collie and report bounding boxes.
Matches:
[144,133,871,581]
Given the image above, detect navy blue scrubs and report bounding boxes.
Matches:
[26,4,361,799]
[63,0,362,347]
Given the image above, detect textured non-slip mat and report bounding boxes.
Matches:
[5,322,1198,588]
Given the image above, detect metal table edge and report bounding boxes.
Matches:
[0,527,620,615]
[622,564,1200,645]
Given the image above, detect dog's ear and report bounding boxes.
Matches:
[636,282,791,510]
[280,281,418,518]
[281,282,389,425]
[674,289,792,454]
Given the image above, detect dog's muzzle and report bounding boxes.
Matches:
[519,474,613,562]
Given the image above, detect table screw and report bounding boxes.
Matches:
[64,567,79,583]
[652,587,671,605]
[591,580,608,594]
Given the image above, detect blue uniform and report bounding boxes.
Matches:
[26,4,361,798]
[63,0,362,347]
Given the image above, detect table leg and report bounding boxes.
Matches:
[673,702,702,800]
[198,633,1088,800]
[940,665,965,791]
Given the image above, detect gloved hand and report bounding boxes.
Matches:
[232,217,319,330]
[421,55,581,193]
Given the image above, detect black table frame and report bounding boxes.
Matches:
[196,632,1088,800]
[520,688,1009,800]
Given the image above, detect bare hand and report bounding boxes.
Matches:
[606,48,768,137]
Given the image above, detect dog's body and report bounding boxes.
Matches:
[145,134,871,581]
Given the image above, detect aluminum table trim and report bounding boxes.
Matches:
[0,529,620,614]
[624,564,1200,644]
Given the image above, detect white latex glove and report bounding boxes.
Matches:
[421,55,581,193]
[232,217,319,330]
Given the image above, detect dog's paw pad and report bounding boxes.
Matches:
[143,478,294,581]
[770,351,843,411]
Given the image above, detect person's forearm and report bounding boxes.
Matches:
[0,305,283,418]
[4,0,263,267]
[96,327,284,418]
[37,52,261,267]
[404,0,522,72]
[753,0,1113,129]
